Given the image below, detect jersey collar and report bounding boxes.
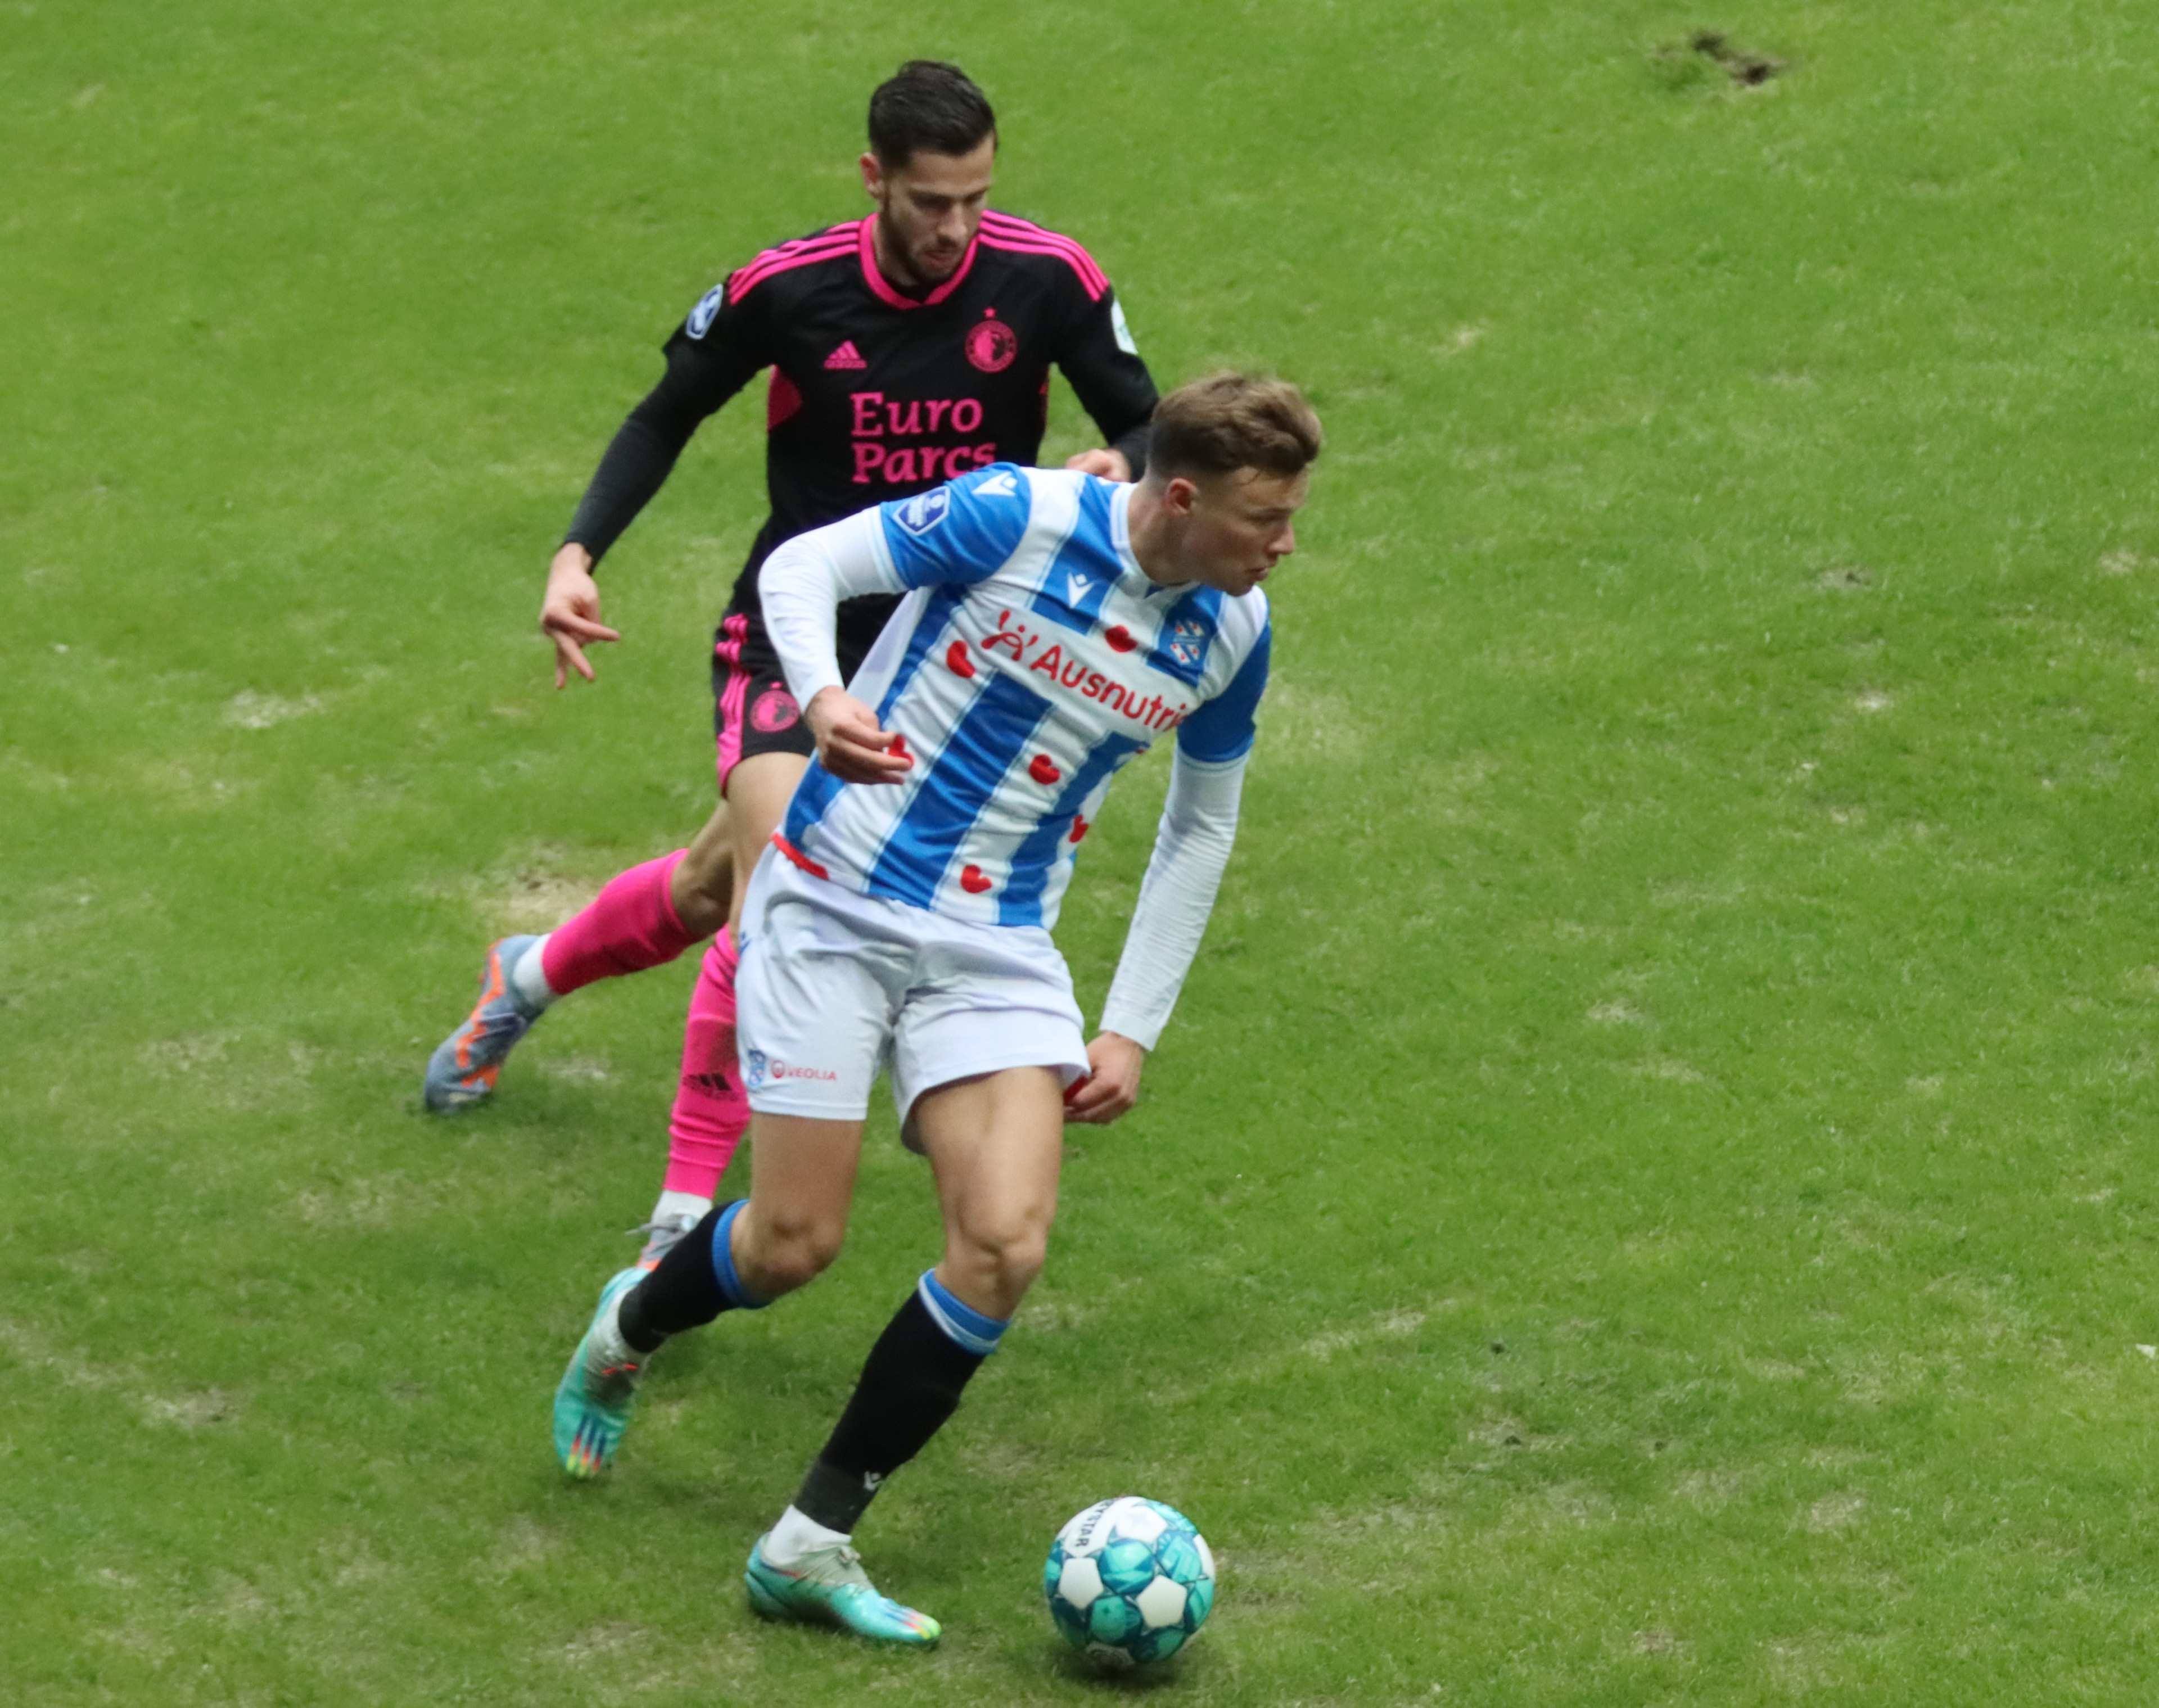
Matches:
[856,214,979,311]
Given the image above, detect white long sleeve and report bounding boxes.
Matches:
[1099,746,1249,1050]
[756,509,906,707]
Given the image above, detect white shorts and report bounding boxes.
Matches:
[735,844,1090,1123]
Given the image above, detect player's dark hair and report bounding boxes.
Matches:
[1149,373,1324,481]
[868,61,997,168]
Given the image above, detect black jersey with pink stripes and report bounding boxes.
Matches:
[565,210,1158,636]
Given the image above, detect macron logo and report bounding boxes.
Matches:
[824,340,868,370]
[976,471,1019,499]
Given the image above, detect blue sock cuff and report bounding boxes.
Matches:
[916,1269,1007,1356]
[711,1200,765,1311]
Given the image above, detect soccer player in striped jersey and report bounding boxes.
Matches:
[421,62,1159,1262]
[550,374,1320,1644]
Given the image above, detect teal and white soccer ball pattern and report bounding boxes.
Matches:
[1043,1497,1215,1666]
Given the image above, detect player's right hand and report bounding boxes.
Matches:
[806,687,914,785]
[541,544,622,688]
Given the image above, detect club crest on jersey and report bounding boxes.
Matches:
[965,315,1018,373]
[892,487,952,535]
[1167,617,1210,667]
[751,684,801,733]
[686,284,725,340]
[744,1049,768,1091]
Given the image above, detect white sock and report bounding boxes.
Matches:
[765,1504,850,1569]
[511,934,559,1010]
[594,1289,633,1364]
[650,1189,712,1230]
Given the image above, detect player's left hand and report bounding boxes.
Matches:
[1064,447,1133,482]
[1064,1031,1144,1125]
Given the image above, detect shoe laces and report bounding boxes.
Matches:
[788,1540,872,1590]
[626,1209,702,1239]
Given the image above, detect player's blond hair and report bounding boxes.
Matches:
[1149,373,1322,480]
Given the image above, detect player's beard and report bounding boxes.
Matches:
[906,236,965,283]
[882,211,966,287]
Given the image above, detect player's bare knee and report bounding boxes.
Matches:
[738,1206,843,1296]
[997,1237,1048,1300]
[681,844,731,901]
[766,1220,846,1293]
[669,844,733,938]
[755,1251,820,1296]
[952,1219,1049,1305]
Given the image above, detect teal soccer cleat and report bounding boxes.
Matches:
[423,935,545,1111]
[552,1267,647,1479]
[745,1537,941,1647]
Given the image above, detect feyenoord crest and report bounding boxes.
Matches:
[965,314,1018,373]
[751,684,801,733]
[1167,617,1209,667]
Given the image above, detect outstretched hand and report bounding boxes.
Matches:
[805,686,915,785]
[541,544,622,688]
[1064,1031,1145,1126]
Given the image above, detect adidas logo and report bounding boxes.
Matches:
[823,340,868,370]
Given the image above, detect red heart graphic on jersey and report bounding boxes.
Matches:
[1069,815,1089,844]
[1028,754,1061,785]
[1104,625,1137,653]
[887,732,910,760]
[946,640,976,677]
[959,865,993,894]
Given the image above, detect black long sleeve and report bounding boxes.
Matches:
[562,286,770,567]
[563,397,697,565]
[1059,284,1160,481]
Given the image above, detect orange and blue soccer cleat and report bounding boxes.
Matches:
[423,936,545,1111]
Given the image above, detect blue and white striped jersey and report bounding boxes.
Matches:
[772,464,1270,930]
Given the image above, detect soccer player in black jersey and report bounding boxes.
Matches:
[422,64,1161,1258]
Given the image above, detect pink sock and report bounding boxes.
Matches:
[538,851,696,996]
[664,928,750,1197]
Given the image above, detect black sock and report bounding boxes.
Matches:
[792,1289,990,1533]
[618,1203,738,1352]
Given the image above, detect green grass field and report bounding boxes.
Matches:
[8,1,2159,1701]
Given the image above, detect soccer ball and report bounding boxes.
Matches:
[1042,1495,1216,1668]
